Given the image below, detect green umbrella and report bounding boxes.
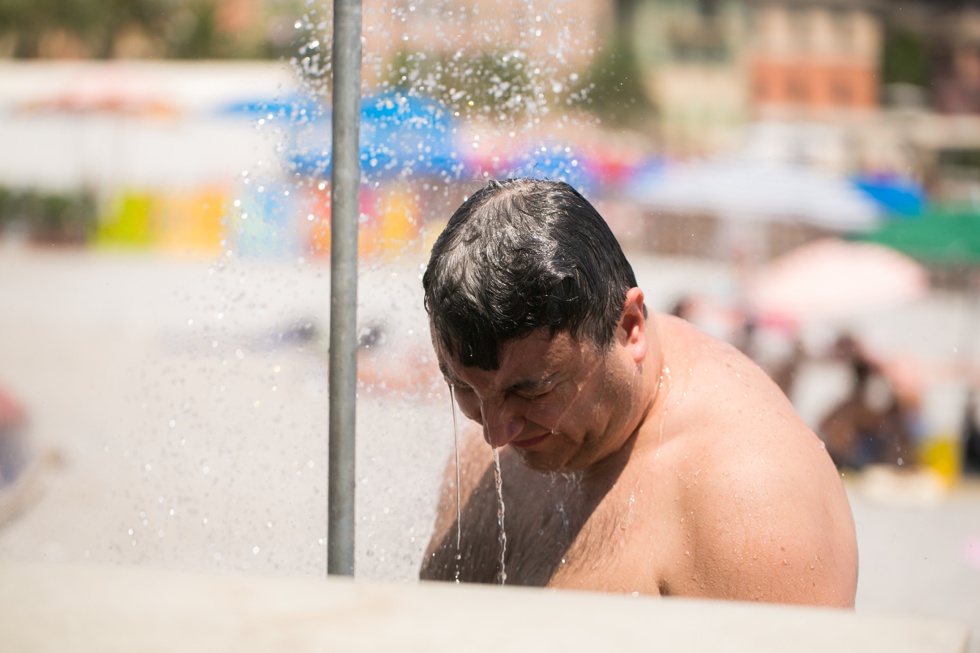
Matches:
[853,207,980,266]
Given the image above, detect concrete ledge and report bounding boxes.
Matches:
[0,561,969,652]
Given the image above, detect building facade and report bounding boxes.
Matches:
[748,0,881,119]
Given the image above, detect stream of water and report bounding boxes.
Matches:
[491,446,507,585]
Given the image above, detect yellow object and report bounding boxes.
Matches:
[158,187,226,256]
[918,436,961,486]
[95,191,157,247]
[361,187,421,260]
[303,186,423,261]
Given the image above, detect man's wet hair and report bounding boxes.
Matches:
[423,178,641,371]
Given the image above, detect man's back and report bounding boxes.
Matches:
[420,314,858,607]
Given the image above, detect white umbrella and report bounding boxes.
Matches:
[628,158,881,232]
[745,238,928,324]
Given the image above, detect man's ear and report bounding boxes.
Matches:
[619,287,647,363]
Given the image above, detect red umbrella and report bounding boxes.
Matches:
[746,238,928,324]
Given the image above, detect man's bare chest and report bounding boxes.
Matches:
[450,464,672,594]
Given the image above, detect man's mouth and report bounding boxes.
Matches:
[510,433,550,449]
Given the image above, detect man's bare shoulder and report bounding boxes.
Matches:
[670,436,856,606]
[646,316,858,606]
[656,402,856,604]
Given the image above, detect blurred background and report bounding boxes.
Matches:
[0,0,979,648]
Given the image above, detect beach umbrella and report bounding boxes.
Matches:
[745,238,929,325]
[851,174,927,218]
[477,142,598,194]
[853,206,980,266]
[215,92,325,123]
[286,90,463,182]
[628,158,881,232]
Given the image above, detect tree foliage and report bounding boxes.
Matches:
[881,26,929,88]
[0,0,303,59]
[572,38,656,128]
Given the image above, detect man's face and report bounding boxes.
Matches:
[435,328,639,472]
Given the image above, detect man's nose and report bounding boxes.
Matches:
[480,398,525,448]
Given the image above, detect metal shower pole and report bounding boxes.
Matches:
[328,0,362,577]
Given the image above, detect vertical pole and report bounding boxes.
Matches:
[328,0,361,577]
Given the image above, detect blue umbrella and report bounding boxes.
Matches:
[851,175,927,218]
[215,92,327,123]
[493,143,598,195]
[287,90,464,182]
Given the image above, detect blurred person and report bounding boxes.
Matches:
[964,388,980,475]
[668,294,696,321]
[769,335,807,400]
[419,179,858,607]
[817,335,915,470]
[0,387,29,489]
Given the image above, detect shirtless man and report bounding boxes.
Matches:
[419,179,858,606]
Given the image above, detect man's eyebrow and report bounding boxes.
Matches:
[508,374,557,394]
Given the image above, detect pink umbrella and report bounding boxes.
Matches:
[746,238,929,324]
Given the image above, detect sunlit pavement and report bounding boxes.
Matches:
[0,246,977,650]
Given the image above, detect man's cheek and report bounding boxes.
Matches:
[458,400,482,424]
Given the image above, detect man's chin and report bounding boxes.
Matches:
[513,447,571,474]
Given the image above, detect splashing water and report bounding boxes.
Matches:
[491,446,507,585]
[449,384,462,583]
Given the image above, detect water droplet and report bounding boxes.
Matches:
[252,546,261,555]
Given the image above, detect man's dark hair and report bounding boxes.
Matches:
[422,178,640,371]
